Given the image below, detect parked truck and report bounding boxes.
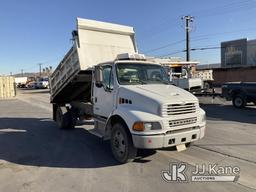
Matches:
[36,77,49,89]
[194,69,214,91]
[50,18,206,163]
[152,58,204,93]
[14,77,28,88]
[222,82,256,108]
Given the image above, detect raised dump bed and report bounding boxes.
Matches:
[50,18,137,103]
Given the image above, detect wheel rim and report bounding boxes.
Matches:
[113,130,126,157]
[235,97,242,106]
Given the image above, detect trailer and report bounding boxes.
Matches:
[50,18,206,163]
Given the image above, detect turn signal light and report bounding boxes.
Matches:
[132,122,144,131]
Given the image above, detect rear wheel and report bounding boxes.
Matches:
[56,106,76,129]
[232,95,246,108]
[110,123,137,163]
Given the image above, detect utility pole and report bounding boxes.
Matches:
[38,63,42,77]
[182,15,194,61]
[21,69,24,77]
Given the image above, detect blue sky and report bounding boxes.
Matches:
[1,0,256,75]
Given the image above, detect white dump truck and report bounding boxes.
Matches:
[50,18,206,163]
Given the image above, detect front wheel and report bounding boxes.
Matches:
[232,95,246,108]
[110,123,137,163]
[185,142,191,147]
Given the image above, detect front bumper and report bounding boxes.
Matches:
[132,124,206,149]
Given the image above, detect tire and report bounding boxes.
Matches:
[56,106,76,129]
[185,142,191,148]
[204,82,210,91]
[232,95,246,108]
[68,109,77,129]
[110,123,137,163]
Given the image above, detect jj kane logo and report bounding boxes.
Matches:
[162,163,240,183]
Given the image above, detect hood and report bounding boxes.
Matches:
[118,84,198,116]
[121,84,198,105]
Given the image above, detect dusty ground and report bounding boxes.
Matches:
[0,89,255,192]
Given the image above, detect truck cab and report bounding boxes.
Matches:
[68,54,206,162]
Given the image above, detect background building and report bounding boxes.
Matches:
[196,63,221,70]
[195,38,256,86]
[247,39,256,66]
[221,38,256,68]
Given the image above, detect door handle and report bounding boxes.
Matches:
[95,97,98,103]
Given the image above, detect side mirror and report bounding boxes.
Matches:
[95,66,103,87]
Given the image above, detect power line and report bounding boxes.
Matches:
[190,41,256,51]
[191,0,253,16]
[140,0,256,60]
[156,41,256,58]
[157,50,185,58]
[143,37,210,54]
[143,25,256,55]
[191,27,256,40]
[138,16,178,39]
[138,0,256,40]
[142,14,256,55]
[194,1,256,19]
[9,57,61,76]
[144,39,185,53]
[137,0,256,59]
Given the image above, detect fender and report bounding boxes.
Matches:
[104,105,164,139]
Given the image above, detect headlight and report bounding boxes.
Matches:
[132,122,162,131]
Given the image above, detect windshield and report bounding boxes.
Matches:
[116,63,170,85]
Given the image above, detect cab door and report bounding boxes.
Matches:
[93,64,115,118]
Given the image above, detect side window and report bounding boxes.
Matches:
[102,65,113,90]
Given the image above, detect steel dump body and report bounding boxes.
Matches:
[50,18,137,103]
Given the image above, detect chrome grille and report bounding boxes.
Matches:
[162,103,196,116]
[169,117,197,127]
